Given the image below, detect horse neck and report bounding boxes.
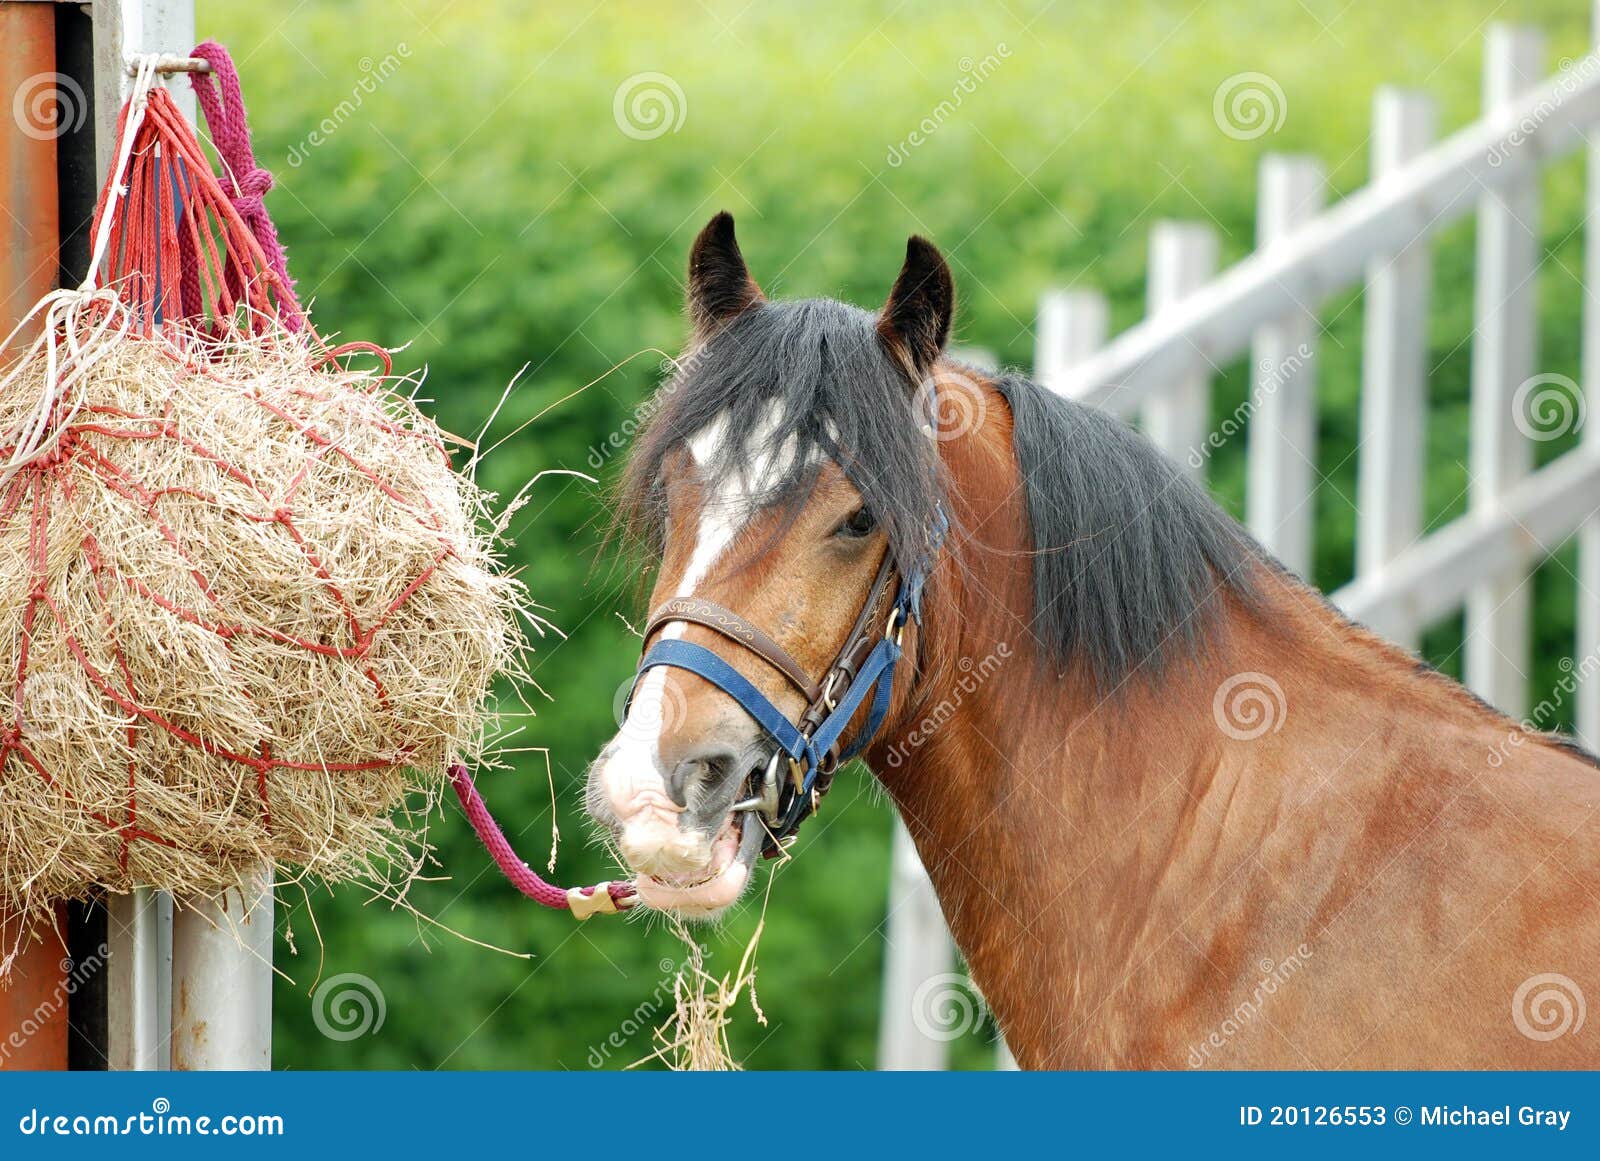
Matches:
[864,380,1506,1066]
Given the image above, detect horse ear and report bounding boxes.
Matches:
[687,212,763,335]
[877,236,954,377]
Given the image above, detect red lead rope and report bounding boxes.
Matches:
[448,763,637,918]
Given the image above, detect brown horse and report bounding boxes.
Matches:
[585,212,1600,1069]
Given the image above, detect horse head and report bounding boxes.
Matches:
[585,212,954,916]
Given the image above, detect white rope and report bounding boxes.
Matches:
[0,56,168,490]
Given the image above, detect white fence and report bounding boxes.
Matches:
[880,11,1600,1069]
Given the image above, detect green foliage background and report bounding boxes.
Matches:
[196,0,1595,1069]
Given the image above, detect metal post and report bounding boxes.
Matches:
[0,0,70,1074]
[170,868,273,1070]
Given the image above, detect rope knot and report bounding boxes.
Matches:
[232,166,275,214]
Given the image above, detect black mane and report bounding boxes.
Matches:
[616,299,1262,690]
[989,371,1261,687]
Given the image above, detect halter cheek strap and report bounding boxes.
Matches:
[629,522,938,856]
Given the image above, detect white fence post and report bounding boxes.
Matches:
[1357,89,1437,649]
[878,823,955,1070]
[1579,2,1600,749]
[1143,223,1219,475]
[1037,289,1109,397]
[1248,157,1326,576]
[1466,25,1545,718]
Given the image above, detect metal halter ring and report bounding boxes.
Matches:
[885,606,906,646]
[731,750,784,819]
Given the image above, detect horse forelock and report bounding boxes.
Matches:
[615,297,945,583]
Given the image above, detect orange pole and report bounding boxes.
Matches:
[0,2,71,1071]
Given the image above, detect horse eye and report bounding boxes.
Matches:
[835,506,877,539]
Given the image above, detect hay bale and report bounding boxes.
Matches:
[0,329,522,918]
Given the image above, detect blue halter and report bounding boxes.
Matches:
[632,504,946,853]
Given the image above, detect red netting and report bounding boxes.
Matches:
[0,49,516,914]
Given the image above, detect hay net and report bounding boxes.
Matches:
[0,49,523,922]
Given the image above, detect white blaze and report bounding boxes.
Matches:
[599,402,804,870]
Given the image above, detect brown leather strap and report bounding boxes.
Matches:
[644,597,822,702]
[640,546,903,815]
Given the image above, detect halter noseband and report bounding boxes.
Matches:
[631,510,944,857]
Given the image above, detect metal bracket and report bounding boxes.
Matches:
[567,882,629,920]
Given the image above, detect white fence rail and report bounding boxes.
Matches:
[880,13,1600,1069]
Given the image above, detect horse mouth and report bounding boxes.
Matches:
[634,801,764,916]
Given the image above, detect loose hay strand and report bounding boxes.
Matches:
[642,873,777,1071]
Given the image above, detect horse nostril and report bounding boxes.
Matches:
[666,745,740,807]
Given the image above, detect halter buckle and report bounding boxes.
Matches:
[884,606,906,646]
